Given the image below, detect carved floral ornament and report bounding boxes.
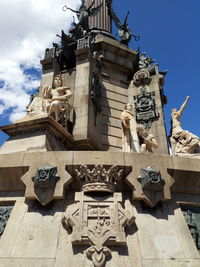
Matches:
[133,69,151,87]
[74,164,124,193]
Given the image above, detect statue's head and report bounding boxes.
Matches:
[171,108,181,119]
[136,126,148,137]
[124,103,132,111]
[53,75,62,88]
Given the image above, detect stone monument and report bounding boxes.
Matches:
[0,1,200,266]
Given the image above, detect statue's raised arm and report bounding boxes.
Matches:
[177,96,190,118]
[88,0,95,12]
[62,5,80,14]
[106,0,121,28]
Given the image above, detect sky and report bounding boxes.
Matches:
[0,0,200,146]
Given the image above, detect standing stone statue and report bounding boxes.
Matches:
[120,103,140,152]
[136,126,158,154]
[63,0,103,34]
[43,75,73,123]
[170,96,200,156]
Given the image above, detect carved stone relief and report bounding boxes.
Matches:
[75,164,123,193]
[137,166,165,207]
[21,162,71,206]
[62,192,135,267]
[182,206,200,250]
[31,165,60,206]
[0,206,13,237]
[77,36,92,50]
[90,72,103,125]
[134,86,159,129]
[138,166,165,191]
[136,125,158,154]
[63,164,135,267]
[133,69,151,87]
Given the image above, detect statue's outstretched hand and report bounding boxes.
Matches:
[62,5,68,11]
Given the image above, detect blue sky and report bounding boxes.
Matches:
[116,0,200,139]
[0,0,199,146]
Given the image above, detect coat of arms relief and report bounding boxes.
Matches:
[62,165,135,267]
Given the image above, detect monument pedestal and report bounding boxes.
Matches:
[0,115,74,154]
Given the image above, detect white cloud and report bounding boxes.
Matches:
[0,0,81,122]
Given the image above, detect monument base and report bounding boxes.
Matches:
[0,115,75,154]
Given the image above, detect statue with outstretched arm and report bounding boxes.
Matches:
[63,1,103,33]
[171,96,190,135]
[105,0,140,46]
[170,96,200,155]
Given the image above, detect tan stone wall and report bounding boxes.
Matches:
[0,151,200,266]
[101,80,127,151]
[0,197,200,266]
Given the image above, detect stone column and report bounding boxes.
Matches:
[85,0,112,32]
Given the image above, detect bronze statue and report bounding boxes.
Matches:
[105,0,140,46]
[63,1,103,34]
[139,52,168,76]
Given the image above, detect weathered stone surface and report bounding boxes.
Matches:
[0,200,27,257]
[142,259,200,267]
[11,205,62,258]
[0,259,54,267]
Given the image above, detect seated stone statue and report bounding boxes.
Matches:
[136,126,158,154]
[25,75,73,128]
[120,103,140,152]
[43,75,73,123]
[170,96,200,156]
[26,89,49,118]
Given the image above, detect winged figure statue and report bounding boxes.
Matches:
[105,0,140,46]
[63,0,103,33]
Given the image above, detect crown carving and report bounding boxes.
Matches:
[74,165,123,193]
